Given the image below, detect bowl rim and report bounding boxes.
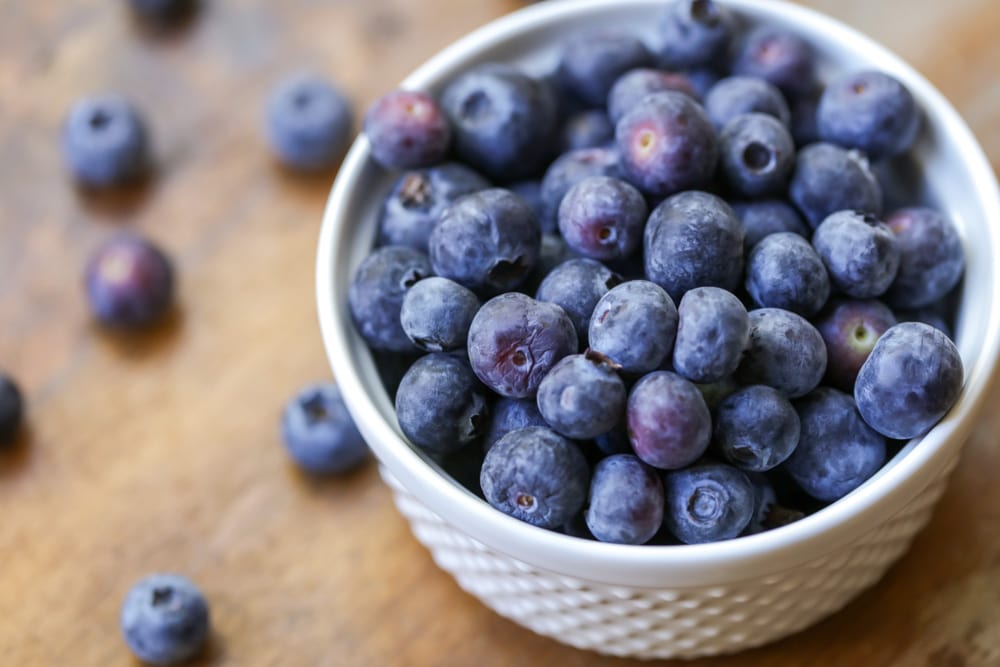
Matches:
[317,0,1000,586]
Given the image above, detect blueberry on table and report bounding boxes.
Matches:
[557,31,654,107]
[281,383,369,474]
[364,89,451,170]
[812,210,900,299]
[883,207,964,310]
[400,277,480,352]
[536,351,626,440]
[745,232,830,317]
[265,73,353,171]
[731,26,816,98]
[816,298,897,391]
[789,142,882,228]
[730,199,809,252]
[588,280,678,376]
[480,426,589,530]
[483,397,548,452]
[673,286,750,383]
[607,68,697,124]
[535,258,620,343]
[713,385,800,472]
[855,322,964,440]
[120,574,210,665]
[736,308,827,399]
[718,112,795,198]
[656,0,733,70]
[85,233,174,328]
[539,147,621,232]
[559,110,615,152]
[0,373,23,445]
[586,454,665,545]
[557,176,647,262]
[704,76,791,129]
[627,371,711,470]
[62,95,149,188]
[663,462,754,544]
[348,246,431,352]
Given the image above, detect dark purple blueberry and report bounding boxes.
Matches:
[656,0,733,70]
[536,352,626,440]
[855,322,964,439]
[704,76,790,129]
[884,207,964,310]
[400,276,480,352]
[557,31,654,107]
[265,73,353,171]
[615,92,718,197]
[535,258,620,342]
[120,574,210,665]
[718,112,795,198]
[663,462,753,544]
[467,293,578,398]
[746,232,830,317]
[586,454,665,544]
[627,371,711,469]
[281,383,369,475]
[812,210,900,299]
[644,191,743,301]
[785,387,886,501]
[683,67,722,99]
[557,176,647,261]
[730,199,809,252]
[364,89,451,169]
[62,95,150,188]
[789,90,821,147]
[713,385,799,472]
[673,287,750,383]
[0,373,23,445]
[441,64,557,181]
[736,308,827,398]
[817,70,920,160]
[85,233,174,328]
[695,375,739,410]
[731,27,815,98]
[789,142,882,228]
[559,110,615,152]
[539,146,621,232]
[348,246,431,352]
[816,299,897,391]
[480,426,590,529]
[607,68,697,124]
[484,397,548,452]
[588,280,678,376]
[429,188,540,292]
[507,180,544,222]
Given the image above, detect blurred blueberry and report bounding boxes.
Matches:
[656,0,733,70]
[85,233,174,328]
[558,31,654,107]
[704,76,790,129]
[884,207,964,310]
[364,89,451,169]
[559,110,615,152]
[349,246,431,352]
[265,73,353,171]
[731,26,815,98]
[282,383,369,474]
[63,94,150,188]
[730,199,809,252]
[607,68,697,124]
[789,142,882,228]
[718,112,795,198]
[539,146,621,232]
[0,373,23,445]
[120,574,210,665]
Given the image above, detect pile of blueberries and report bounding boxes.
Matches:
[349,0,966,547]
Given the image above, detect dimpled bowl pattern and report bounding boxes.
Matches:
[317,0,1000,658]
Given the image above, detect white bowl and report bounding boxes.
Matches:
[317,0,1000,658]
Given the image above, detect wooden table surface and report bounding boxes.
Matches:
[3,1,1000,665]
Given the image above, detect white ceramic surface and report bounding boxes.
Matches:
[316,0,1000,657]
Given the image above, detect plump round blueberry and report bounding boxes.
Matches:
[536,351,627,440]
[713,385,799,472]
[785,387,886,501]
[85,233,174,328]
[128,0,195,22]
[62,95,150,188]
[558,31,654,107]
[281,383,369,474]
[718,113,795,198]
[644,191,744,301]
[429,188,540,292]
[441,64,557,181]
[539,147,621,232]
[607,68,697,124]
[265,74,353,171]
[348,246,431,352]
[884,207,964,310]
[789,142,882,228]
[364,89,451,170]
[0,373,23,445]
[663,462,754,544]
[400,277,480,352]
[558,176,647,262]
[673,287,750,383]
[395,353,488,454]
[120,574,210,665]
[480,426,590,529]
[812,210,900,299]
[589,280,678,376]
[746,232,830,317]
[616,92,718,197]
[816,298,897,391]
[855,322,964,439]
[559,110,615,152]
[467,293,578,398]
[627,371,711,469]
[483,397,548,452]
[731,199,809,252]
[536,258,621,342]
[731,27,815,98]
[656,0,733,70]
[704,76,790,129]
[817,70,920,160]
[736,308,827,398]
[586,454,664,544]
[377,163,489,251]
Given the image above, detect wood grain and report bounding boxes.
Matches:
[2,1,999,665]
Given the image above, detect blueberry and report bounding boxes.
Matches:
[364,89,451,169]
[627,371,711,469]
[713,385,799,472]
[789,142,882,228]
[559,110,615,152]
[265,73,353,171]
[400,277,480,352]
[731,27,815,98]
[428,188,540,292]
[507,179,545,221]
[644,191,743,301]
[558,176,647,262]
[536,258,621,342]
[746,232,830,317]
[785,387,886,501]
[85,233,174,328]
[656,0,733,70]
[896,306,954,341]
[816,299,897,391]
[281,383,369,474]
[120,574,210,665]
[539,147,621,232]
[484,397,548,452]
[593,421,634,457]
[377,163,490,251]
[588,280,678,376]
[480,426,590,529]
[586,454,665,544]
[813,210,900,300]
[467,292,578,398]
[736,308,827,398]
[558,31,654,107]
[855,322,964,439]
[817,70,920,160]
[536,351,627,440]
[0,373,23,445]
[607,68,697,124]
[718,113,795,198]
[441,64,558,181]
[789,91,821,147]
[704,76,790,129]
[616,92,718,197]
[348,246,431,352]
[128,0,195,22]
[673,286,750,383]
[663,462,754,544]
[730,199,809,252]
[395,353,489,454]
[884,207,964,310]
[62,95,149,188]
[682,67,722,99]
